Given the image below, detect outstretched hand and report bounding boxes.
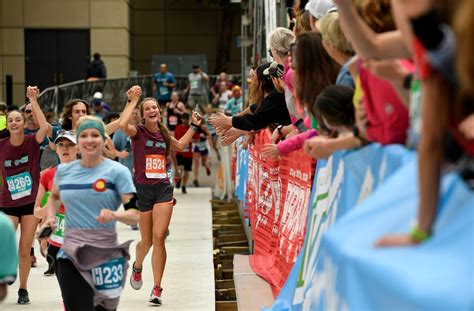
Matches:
[375,234,419,247]
[127,85,142,102]
[209,112,232,134]
[221,127,245,146]
[262,143,281,158]
[26,86,40,101]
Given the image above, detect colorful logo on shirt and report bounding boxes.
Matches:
[93,179,107,192]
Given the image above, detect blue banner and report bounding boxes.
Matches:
[269,144,415,310]
[235,139,249,202]
[311,160,474,310]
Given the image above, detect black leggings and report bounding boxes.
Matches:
[57,259,116,311]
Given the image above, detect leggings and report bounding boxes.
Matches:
[57,259,116,311]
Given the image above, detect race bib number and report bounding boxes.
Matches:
[6,172,33,200]
[145,154,166,179]
[50,213,65,245]
[91,257,125,298]
[190,80,199,90]
[159,86,169,96]
[168,115,178,126]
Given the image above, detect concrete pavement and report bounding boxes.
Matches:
[2,187,215,311]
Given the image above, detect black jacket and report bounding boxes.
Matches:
[87,60,107,79]
[232,90,291,131]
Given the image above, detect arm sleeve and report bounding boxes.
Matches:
[277,129,318,155]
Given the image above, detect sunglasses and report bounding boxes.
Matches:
[24,109,32,114]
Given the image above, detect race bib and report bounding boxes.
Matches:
[190,80,199,90]
[145,154,166,179]
[159,86,169,96]
[91,257,125,298]
[6,171,33,200]
[50,213,65,245]
[169,115,178,126]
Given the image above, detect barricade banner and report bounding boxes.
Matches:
[246,131,312,296]
[310,160,474,310]
[269,144,413,310]
[214,145,233,200]
[235,137,249,202]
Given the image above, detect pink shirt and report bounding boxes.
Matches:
[359,61,411,145]
[277,130,318,155]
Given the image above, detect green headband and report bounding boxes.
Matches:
[76,118,106,141]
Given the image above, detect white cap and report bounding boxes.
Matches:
[54,130,77,145]
[93,92,103,99]
[308,0,337,20]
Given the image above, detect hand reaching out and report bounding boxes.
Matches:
[127,85,142,102]
[262,143,281,158]
[209,112,232,134]
[26,86,40,101]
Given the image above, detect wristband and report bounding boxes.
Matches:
[277,124,284,136]
[410,225,430,242]
[190,123,199,131]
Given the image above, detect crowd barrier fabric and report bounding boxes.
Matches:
[309,160,474,310]
[235,137,249,202]
[268,144,414,310]
[246,131,313,296]
[214,145,233,200]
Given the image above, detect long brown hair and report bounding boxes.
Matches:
[61,99,91,130]
[295,32,340,111]
[140,97,172,157]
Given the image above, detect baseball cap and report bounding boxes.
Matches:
[308,0,337,20]
[263,61,285,78]
[232,85,241,92]
[93,92,103,99]
[54,130,77,145]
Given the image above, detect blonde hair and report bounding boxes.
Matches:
[318,12,355,56]
[268,27,296,57]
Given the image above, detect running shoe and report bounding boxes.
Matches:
[130,263,143,290]
[43,265,55,276]
[30,255,37,268]
[205,166,211,176]
[149,286,162,305]
[130,224,139,230]
[193,179,199,187]
[181,185,187,194]
[17,288,30,304]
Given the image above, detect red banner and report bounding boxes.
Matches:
[246,131,313,296]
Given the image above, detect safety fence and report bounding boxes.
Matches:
[38,74,242,115]
[232,131,474,310]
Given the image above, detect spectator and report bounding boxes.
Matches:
[154,64,177,109]
[224,86,243,116]
[210,72,233,98]
[0,101,7,131]
[92,92,110,121]
[317,12,356,88]
[212,81,233,112]
[307,0,337,31]
[86,53,107,80]
[185,65,210,114]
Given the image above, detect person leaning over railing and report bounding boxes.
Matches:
[209,62,292,146]
[376,0,474,247]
